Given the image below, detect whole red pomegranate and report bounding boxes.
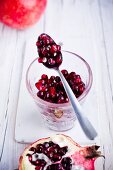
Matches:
[19,134,103,170]
[0,0,47,29]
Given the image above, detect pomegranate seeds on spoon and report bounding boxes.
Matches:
[36,33,62,68]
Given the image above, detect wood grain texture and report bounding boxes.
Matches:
[0,0,113,169]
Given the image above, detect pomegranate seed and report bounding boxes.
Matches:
[36,144,44,153]
[73,85,79,93]
[49,87,56,96]
[35,82,42,90]
[61,157,72,169]
[37,91,44,99]
[51,153,62,162]
[55,76,61,82]
[39,159,46,166]
[48,151,54,158]
[78,83,85,94]
[74,75,81,84]
[48,58,56,65]
[69,79,74,86]
[65,97,69,102]
[35,160,40,165]
[44,92,50,100]
[36,41,41,47]
[26,154,32,162]
[29,147,36,152]
[47,163,62,170]
[58,146,68,156]
[50,44,58,53]
[41,74,48,80]
[41,48,48,56]
[57,45,61,51]
[48,141,54,146]
[50,76,56,82]
[35,81,46,91]
[61,69,68,77]
[43,142,50,148]
[69,71,76,78]
[35,166,43,170]
[56,54,62,64]
[53,144,60,149]
[40,33,46,39]
[44,39,50,45]
[58,95,65,103]
[38,58,43,63]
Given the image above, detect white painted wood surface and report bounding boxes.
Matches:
[0,0,113,169]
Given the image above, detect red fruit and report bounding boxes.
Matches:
[49,87,56,97]
[50,44,59,53]
[35,79,47,91]
[19,134,103,170]
[74,75,81,84]
[41,74,48,80]
[0,0,47,29]
[61,69,69,79]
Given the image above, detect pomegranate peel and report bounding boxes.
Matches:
[19,134,103,170]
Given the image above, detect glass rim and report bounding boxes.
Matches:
[26,50,93,108]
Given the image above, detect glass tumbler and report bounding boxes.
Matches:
[26,51,93,131]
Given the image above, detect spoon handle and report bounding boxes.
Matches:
[57,69,97,140]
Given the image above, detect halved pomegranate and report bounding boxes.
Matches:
[19,134,102,170]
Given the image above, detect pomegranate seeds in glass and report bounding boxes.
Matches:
[35,71,85,104]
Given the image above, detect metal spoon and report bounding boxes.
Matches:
[56,68,97,140]
[36,33,97,140]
